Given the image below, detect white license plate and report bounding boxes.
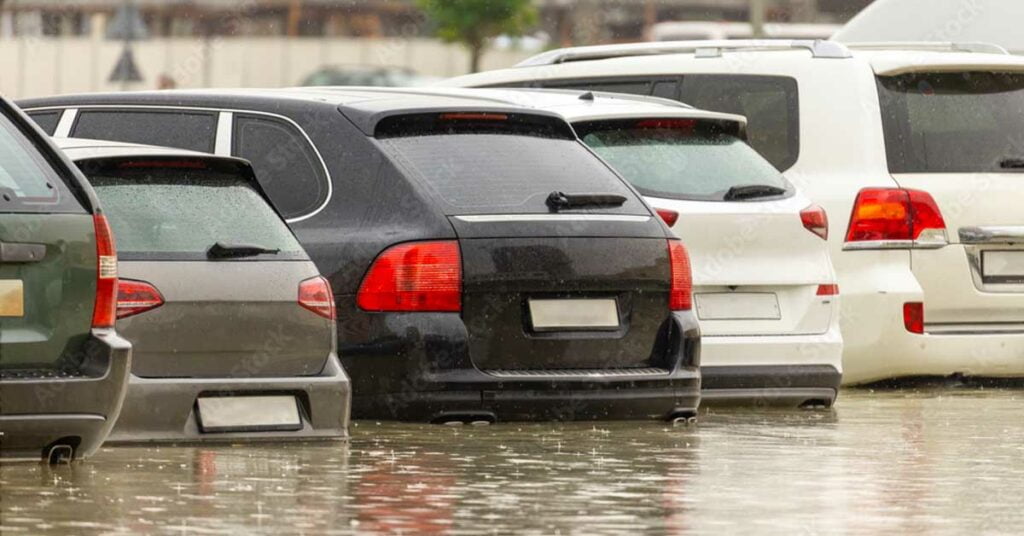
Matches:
[528,299,620,330]
[196,396,302,433]
[695,293,781,321]
[982,251,1024,278]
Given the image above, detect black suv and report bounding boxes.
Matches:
[20,88,700,423]
[0,96,132,462]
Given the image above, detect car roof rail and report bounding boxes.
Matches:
[516,39,852,67]
[842,41,1010,55]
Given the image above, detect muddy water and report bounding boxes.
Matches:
[2,389,1023,535]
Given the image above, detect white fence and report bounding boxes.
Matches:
[0,37,534,99]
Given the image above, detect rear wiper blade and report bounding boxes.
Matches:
[546,191,628,211]
[207,242,280,259]
[999,158,1024,169]
[722,184,788,201]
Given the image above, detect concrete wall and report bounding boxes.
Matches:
[0,37,534,99]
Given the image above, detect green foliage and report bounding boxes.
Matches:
[417,0,537,71]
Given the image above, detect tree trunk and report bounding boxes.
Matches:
[469,44,483,73]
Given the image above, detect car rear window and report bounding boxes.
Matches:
[575,119,790,202]
[377,114,647,215]
[0,112,83,213]
[877,72,1024,173]
[81,160,305,261]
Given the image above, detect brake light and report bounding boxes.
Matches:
[635,118,697,132]
[439,113,508,122]
[800,204,829,240]
[816,284,840,296]
[298,276,336,320]
[357,241,461,312]
[118,159,208,169]
[91,214,118,328]
[904,302,924,334]
[845,188,946,247]
[668,240,692,311]
[655,208,679,227]
[116,280,164,319]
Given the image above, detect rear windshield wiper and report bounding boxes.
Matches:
[722,184,788,201]
[207,242,280,259]
[999,158,1024,169]
[546,191,627,211]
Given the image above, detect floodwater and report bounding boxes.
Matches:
[2,388,1023,535]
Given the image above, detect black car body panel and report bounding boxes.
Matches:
[19,88,702,422]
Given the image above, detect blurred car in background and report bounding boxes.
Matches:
[443,40,1024,385]
[0,97,131,463]
[57,138,350,442]
[300,65,439,87]
[499,89,842,407]
[23,88,702,424]
[649,21,840,41]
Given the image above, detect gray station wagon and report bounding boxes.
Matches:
[56,138,350,442]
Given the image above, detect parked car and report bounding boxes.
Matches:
[493,89,842,406]
[441,40,1024,385]
[54,138,350,442]
[300,65,438,87]
[21,88,702,423]
[0,96,131,463]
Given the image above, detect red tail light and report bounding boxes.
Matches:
[668,240,693,311]
[904,302,924,334]
[816,284,840,296]
[117,280,164,319]
[845,188,947,247]
[357,241,461,313]
[655,208,679,227]
[439,113,508,122]
[91,214,118,328]
[299,276,336,320]
[800,204,829,240]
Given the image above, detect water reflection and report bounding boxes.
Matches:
[2,389,1024,535]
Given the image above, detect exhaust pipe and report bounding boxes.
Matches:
[46,444,74,465]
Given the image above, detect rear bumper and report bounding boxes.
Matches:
[345,311,702,422]
[698,331,843,406]
[0,329,132,461]
[701,365,841,407]
[107,353,350,443]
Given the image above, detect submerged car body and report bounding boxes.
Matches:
[56,138,350,442]
[0,97,131,462]
[23,88,702,423]
[483,89,843,406]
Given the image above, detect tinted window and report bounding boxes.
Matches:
[381,134,645,215]
[0,112,82,213]
[73,110,217,153]
[233,115,327,219]
[576,119,789,201]
[680,75,799,171]
[84,162,305,261]
[877,72,1024,173]
[27,111,61,135]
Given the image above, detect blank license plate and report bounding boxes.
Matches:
[196,396,302,433]
[695,293,781,321]
[528,299,620,330]
[983,251,1024,278]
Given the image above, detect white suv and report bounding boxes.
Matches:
[444,40,1024,385]
[448,88,843,406]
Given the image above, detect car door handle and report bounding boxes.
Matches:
[0,242,46,263]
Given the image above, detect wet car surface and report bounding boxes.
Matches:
[2,388,1023,535]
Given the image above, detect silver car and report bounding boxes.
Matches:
[55,138,350,442]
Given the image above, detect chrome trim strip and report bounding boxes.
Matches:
[484,367,670,379]
[927,323,1024,335]
[843,238,947,251]
[454,214,651,223]
[214,111,233,156]
[53,108,77,138]
[960,226,1024,245]
[23,104,334,224]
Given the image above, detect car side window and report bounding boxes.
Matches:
[680,75,800,171]
[27,111,61,135]
[72,110,218,153]
[232,114,328,220]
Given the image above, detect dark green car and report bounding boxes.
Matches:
[0,97,131,463]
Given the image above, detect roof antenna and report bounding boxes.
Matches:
[579,91,595,101]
